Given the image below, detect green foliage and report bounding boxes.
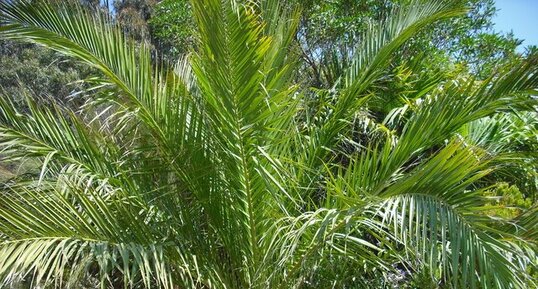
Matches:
[0,38,93,179]
[296,0,523,90]
[0,0,537,288]
[483,183,532,219]
[113,0,156,42]
[0,40,90,105]
[148,0,194,60]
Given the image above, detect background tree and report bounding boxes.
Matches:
[0,38,94,179]
[114,0,156,42]
[148,0,195,60]
[296,0,523,87]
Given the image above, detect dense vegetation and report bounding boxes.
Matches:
[0,0,536,288]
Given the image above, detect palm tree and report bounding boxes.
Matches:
[0,0,536,288]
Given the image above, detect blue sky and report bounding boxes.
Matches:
[493,0,538,47]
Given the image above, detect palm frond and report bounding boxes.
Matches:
[296,1,467,196]
[0,167,187,288]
